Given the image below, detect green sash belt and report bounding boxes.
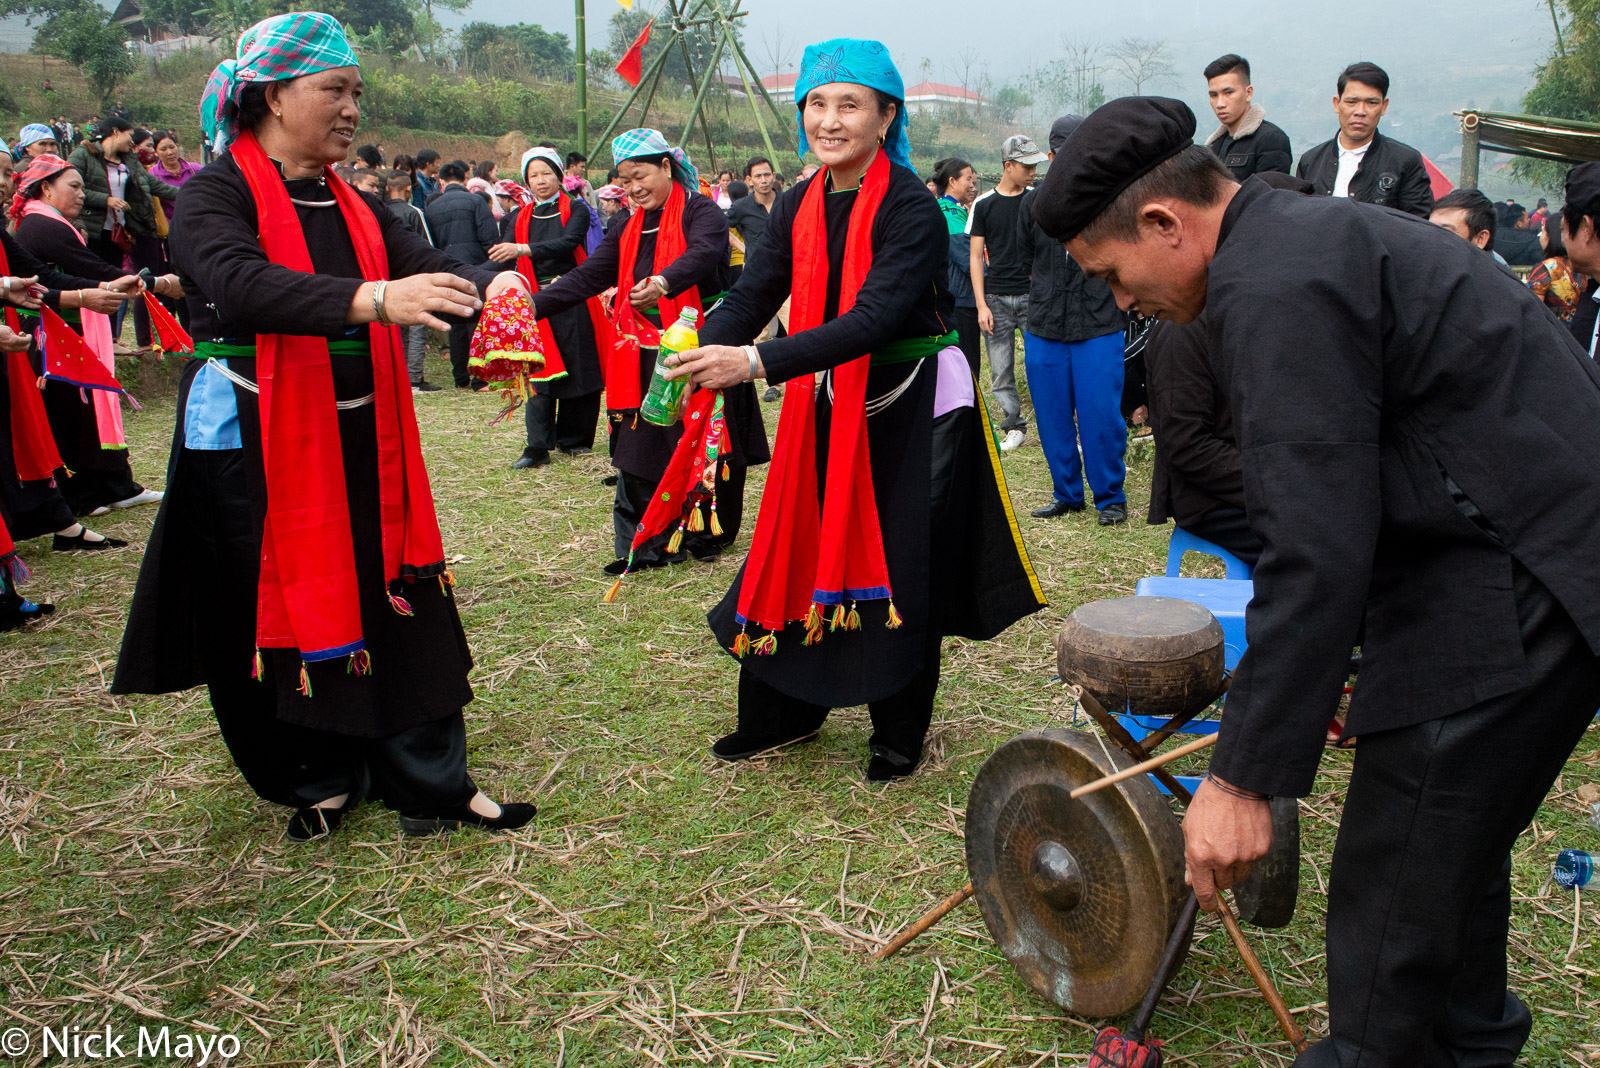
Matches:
[194,339,370,360]
[15,306,78,326]
[870,330,958,366]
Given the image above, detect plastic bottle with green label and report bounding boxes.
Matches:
[640,307,698,426]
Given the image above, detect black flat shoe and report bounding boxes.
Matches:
[561,446,593,456]
[0,599,54,633]
[601,474,620,486]
[1097,503,1128,526]
[866,749,920,783]
[52,529,127,552]
[399,800,537,837]
[711,729,820,761]
[511,449,550,470]
[602,558,629,576]
[1031,499,1085,518]
[286,798,356,842]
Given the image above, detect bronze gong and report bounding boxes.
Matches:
[1056,596,1225,719]
[964,728,1190,1017]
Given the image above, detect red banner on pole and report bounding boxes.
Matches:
[614,18,653,87]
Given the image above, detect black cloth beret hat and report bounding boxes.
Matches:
[1565,161,1600,223]
[1032,96,1197,241]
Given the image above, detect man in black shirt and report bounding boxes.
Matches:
[1562,163,1600,356]
[1202,54,1292,179]
[969,134,1047,450]
[727,155,777,263]
[1296,61,1433,218]
[425,160,498,389]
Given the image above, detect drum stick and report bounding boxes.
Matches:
[1216,891,1310,1053]
[876,735,1218,959]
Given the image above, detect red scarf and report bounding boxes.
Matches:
[608,182,700,409]
[734,151,898,653]
[0,242,61,483]
[231,130,447,681]
[512,194,611,384]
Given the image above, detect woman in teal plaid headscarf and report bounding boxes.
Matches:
[611,129,699,191]
[200,12,360,153]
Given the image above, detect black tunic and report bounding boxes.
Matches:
[111,153,502,738]
[12,213,143,513]
[699,164,1047,706]
[1204,177,1600,798]
[501,195,602,398]
[1143,314,1244,527]
[0,230,105,538]
[534,190,768,483]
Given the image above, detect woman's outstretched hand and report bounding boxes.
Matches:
[381,273,484,332]
[661,345,758,390]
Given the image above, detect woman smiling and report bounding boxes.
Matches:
[668,38,1046,781]
[113,12,536,843]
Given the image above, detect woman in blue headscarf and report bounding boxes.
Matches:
[666,39,1046,782]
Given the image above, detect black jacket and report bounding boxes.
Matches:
[424,183,497,266]
[1204,177,1600,798]
[1493,226,1543,267]
[1016,188,1121,344]
[1143,314,1243,528]
[1295,131,1434,218]
[1205,104,1293,179]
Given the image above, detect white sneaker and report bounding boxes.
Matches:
[110,489,164,509]
[1000,429,1025,452]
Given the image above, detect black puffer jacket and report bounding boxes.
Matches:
[1295,131,1434,218]
[1017,188,1121,343]
[423,183,497,265]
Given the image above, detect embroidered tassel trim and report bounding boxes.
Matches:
[250,649,265,681]
[732,629,751,658]
[709,505,723,537]
[829,604,847,632]
[845,602,862,631]
[389,591,414,617]
[803,603,824,646]
[687,506,705,533]
[886,600,904,629]
[297,663,314,698]
[752,633,778,656]
[667,524,685,554]
[347,650,372,675]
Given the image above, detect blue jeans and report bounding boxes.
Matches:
[1023,329,1126,509]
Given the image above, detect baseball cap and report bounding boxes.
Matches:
[1002,134,1049,165]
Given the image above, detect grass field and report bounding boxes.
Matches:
[1,346,1596,1067]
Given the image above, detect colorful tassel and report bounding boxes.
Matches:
[388,591,414,617]
[845,603,862,631]
[442,568,457,586]
[250,649,265,681]
[297,663,314,698]
[347,650,372,676]
[804,603,825,646]
[886,601,904,629]
[687,506,705,533]
[753,633,778,656]
[721,462,730,481]
[603,575,624,603]
[667,523,685,554]
[829,604,847,632]
[732,630,751,658]
[709,505,723,537]
[4,556,31,584]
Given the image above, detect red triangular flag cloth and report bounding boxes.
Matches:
[468,287,555,423]
[231,129,448,680]
[614,18,653,87]
[603,387,727,603]
[0,242,61,483]
[36,304,124,394]
[142,292,193,355]
[515,192,611,381]
[609,180,699,410]
[732,150,898,655]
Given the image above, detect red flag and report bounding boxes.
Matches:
[614,19,653,87]
[143,292,194,355]
[37,305,124,394]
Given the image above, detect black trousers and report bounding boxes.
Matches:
[953,306,981,380]
[448,313,480,387]
[1297,561,1600,1067]
[735,629,944,768]
[524,389,602,454]
[208,667,476,814]
[1179,506,1263,567]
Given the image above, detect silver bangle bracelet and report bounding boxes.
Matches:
[744,345,761,382]
[372,280,389,325]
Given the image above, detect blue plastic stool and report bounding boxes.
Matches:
[1165,526,1254,580]
[1114,577,1256,795]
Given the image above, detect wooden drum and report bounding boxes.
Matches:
[1055,596,1225,719]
